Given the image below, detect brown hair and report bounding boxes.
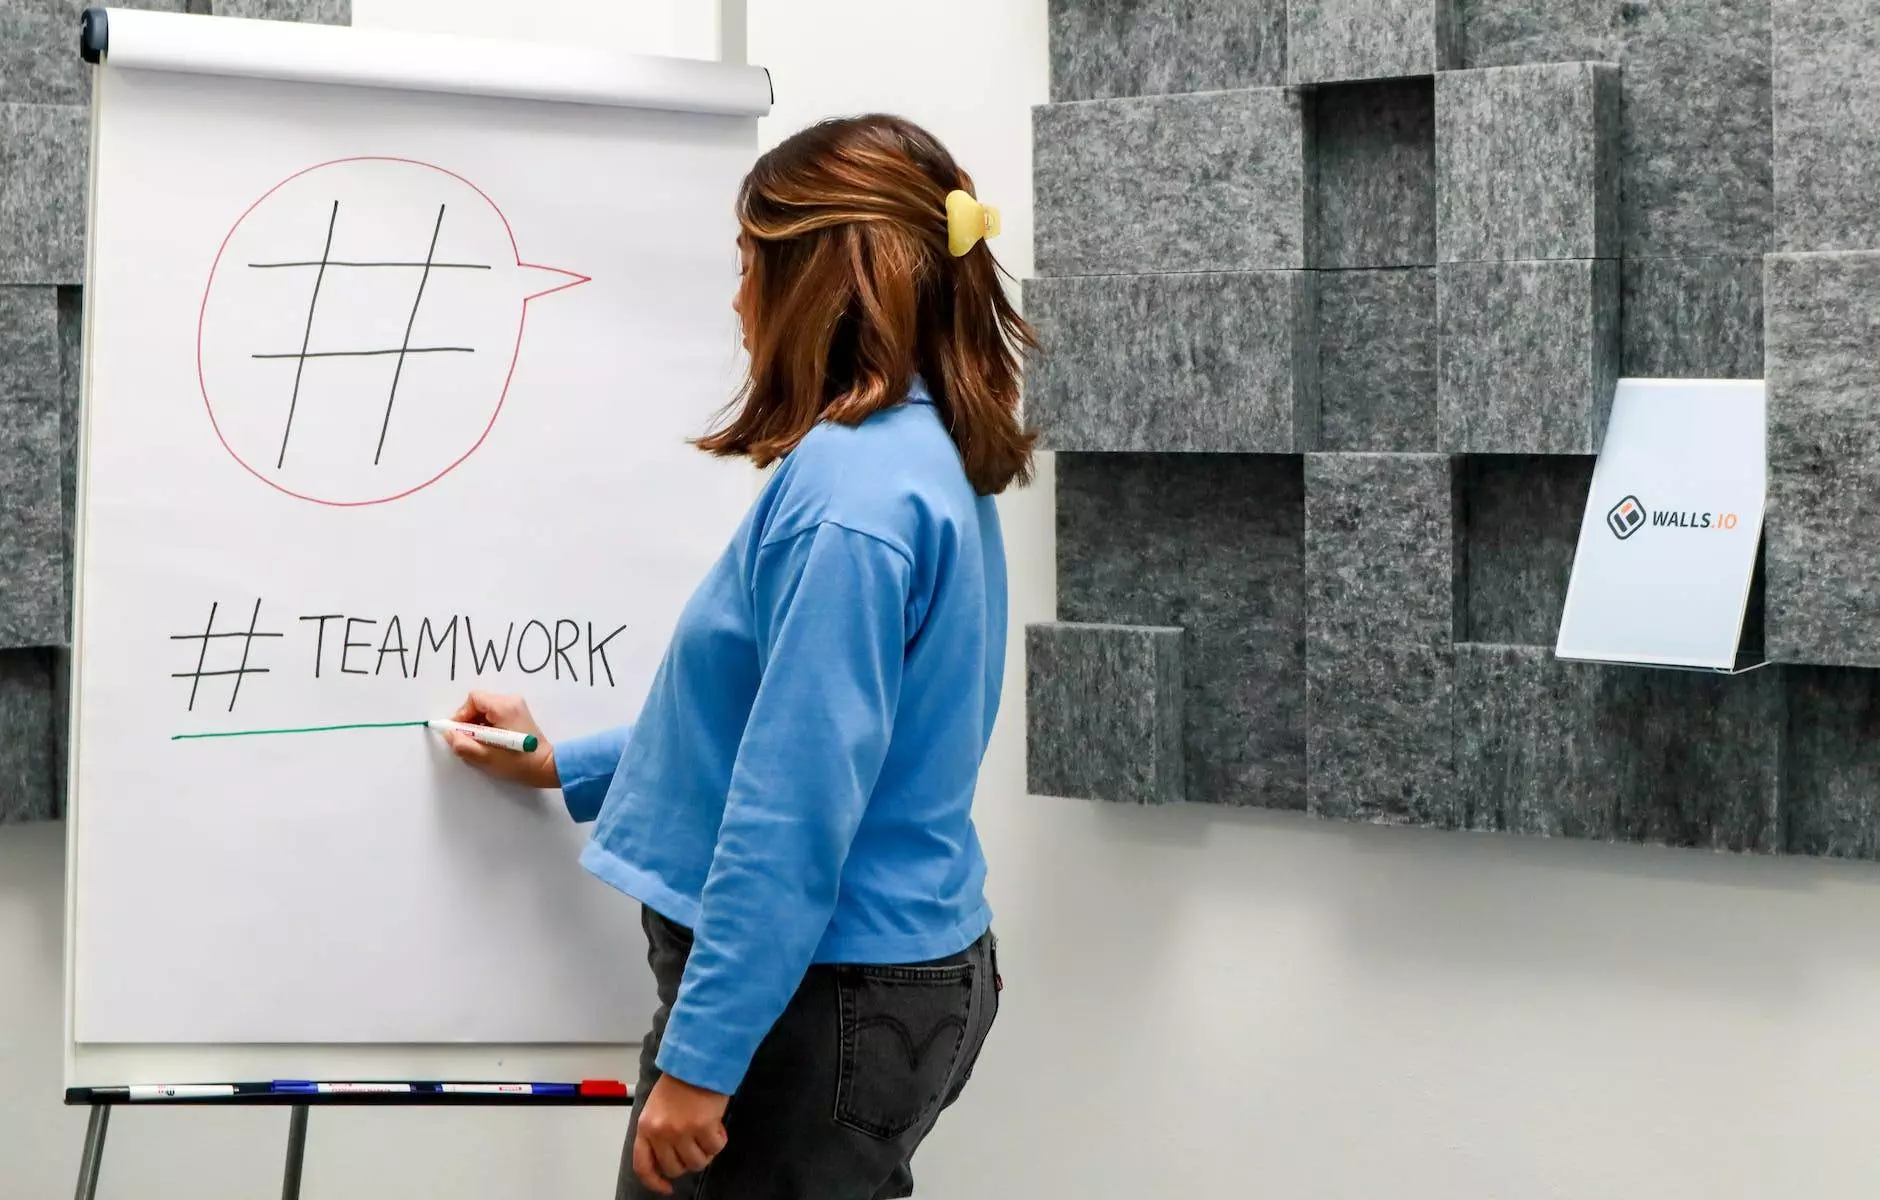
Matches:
[696,114,1037,495]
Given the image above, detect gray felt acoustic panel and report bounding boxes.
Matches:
[1452,643,1607,836]
[1764,251,1880,667]
[1033,88,1312,277]
[1454,644,1781,850]
[1306,641,1455,824]
[1458,455,1594,646]
[1304,452,1458,650]
[1620,255,1765,380]
[0,102,87,285]
[0,285,64,649]
[1025,0,1880,859]
[1599,665,1782,852]
[1025,271,1318,453]
[0,647,57,825]
[1435,61,1620,264]
[1046,0,1288,103]
[1315,267,1438,451]
[1619,0,1773,259]
[1449,0,1618,69]
[1785,666,1880,859]
[0,0,192,106]
[1286,0,1459,84]
[208,0,350,21]
[57,286,80,632]
[1437,258,1620,454]
[1056,453,1306,809]
[1310,79,1436,270]
[1302,453,1459,823]
[1026,622,1185,806]
[1773,0,1880,252]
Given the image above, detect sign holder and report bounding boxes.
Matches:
[1556,378,1768,673]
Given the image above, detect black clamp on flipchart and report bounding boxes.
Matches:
[80,7,108,64]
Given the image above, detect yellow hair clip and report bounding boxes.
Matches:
[946,189,1001,257]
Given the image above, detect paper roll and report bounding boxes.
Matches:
[90,7,773,117]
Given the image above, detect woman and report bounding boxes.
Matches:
[443,114,1033,1198]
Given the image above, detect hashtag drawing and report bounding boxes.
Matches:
[248,201,489,470]
[170,599,286,713]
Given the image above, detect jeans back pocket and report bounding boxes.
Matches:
[834,962,976,1140]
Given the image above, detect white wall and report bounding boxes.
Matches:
[12,2,1880,1197]
[749,5,1880,1199]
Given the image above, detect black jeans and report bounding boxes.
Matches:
[619,908,1000,1200]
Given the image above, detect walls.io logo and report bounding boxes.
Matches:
[1603,493,1743,541]
[1606,495,1647,540]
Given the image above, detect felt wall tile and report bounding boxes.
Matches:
[1453,643,1608,836]
[1764,252,1880,666]
[0,407,61,649]
[1453,645,1781,849]
[1306,641,1455,824]
[1772,0,1880,252]
[0,102,87,285]
[1785,666,1880,859]
[47,645,67,821]
[1619,0,1773,258]
[1047,0,1287,102]
[1025,271,1318,453]
[1435,62,1620,264]
[1620,255,1765,380]
[1310,79,1436,269]
[1438,258,1620,454]
[1450,0,1618,68]
[0,646,57,824]
[0,0,191,106]
[1459,455,1595,646]
[1304,452,1457,650]
[0,0,88,105]
[57,286,79,635]
[1316,268,1438,451]
[1057,453,1306,809]
[1034,88,1311,277]
[1026,622,1185,806]
[0,285,64,648]
[1287,0,1459,84]
[1596,665,1782,853]
[209,0,349,22]
[0,285,59,417]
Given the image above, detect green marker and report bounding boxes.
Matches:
[427,719,538,754]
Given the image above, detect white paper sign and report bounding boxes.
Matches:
[1556,378,1766,670]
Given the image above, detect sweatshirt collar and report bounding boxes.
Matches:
[905,375,934,406]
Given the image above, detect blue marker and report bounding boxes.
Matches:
[271,1081,413,1094]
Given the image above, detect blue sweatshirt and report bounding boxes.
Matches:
[554,377,1004,1095]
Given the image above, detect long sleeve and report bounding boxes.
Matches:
[653,522,909,1095]
[554,725,631,823]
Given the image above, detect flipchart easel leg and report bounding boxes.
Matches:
[281,1103,309,1200]
[72,1103,109,1200]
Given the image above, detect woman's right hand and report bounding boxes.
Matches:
[442,691,559,790]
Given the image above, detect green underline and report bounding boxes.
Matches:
[171,720,429,742]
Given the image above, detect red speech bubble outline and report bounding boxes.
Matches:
[196,156,588,508]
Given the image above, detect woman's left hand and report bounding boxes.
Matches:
[633,1075,731,1194]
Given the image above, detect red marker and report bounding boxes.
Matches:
[580,1079,629,1097]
